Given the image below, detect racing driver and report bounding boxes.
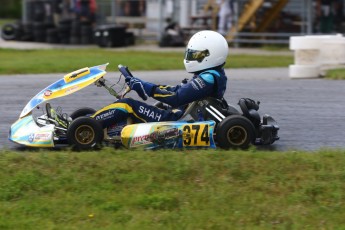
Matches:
[91,30,229,128]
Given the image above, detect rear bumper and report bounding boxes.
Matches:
[255,114,280,145]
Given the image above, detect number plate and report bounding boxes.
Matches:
[182,124,210,147]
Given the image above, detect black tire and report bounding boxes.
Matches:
[59,19,72,26]
[80,25,94,44]
[59,37,70,44]
[33,22,46,42]
[21,23,34,41]
[70,20,81,36]
[70,108,96,120]
[70,36,80,44]
[81,36,93,44]
[46,28,60,44]
[33,22,46,30]
[57,24,71,43]
[57,30,70,41]
[34,30,46,42]
[32,1,45,22]
[125,32,135,46]
[1,23,21,40]
[216,115,256,150]
[81,25,92,35]
[67,117,104,150]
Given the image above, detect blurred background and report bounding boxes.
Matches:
[1,0,344,47]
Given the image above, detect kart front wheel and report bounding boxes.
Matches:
[216,115,255,150]
[70,107,96,120]
[67,117,104,150]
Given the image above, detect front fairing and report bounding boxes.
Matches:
[20,63,108,118]
[9,113,55,147]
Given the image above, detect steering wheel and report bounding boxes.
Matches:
[118,64,134,79]
[238,98,250,117]
[118,64,148,101]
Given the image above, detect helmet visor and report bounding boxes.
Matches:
[184,49,210,62]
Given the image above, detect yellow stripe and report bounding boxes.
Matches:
[64,67,90,83]
[45,72,105,99]
[153,93,174,98]
[92,103,146,122]
[158,85,172,89]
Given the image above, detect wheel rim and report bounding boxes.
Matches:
[75,125,95,145]
[227,125,247,146]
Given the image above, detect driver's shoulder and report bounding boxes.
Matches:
[198,70,220,84]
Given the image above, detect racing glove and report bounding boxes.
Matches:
[126,77,156,101]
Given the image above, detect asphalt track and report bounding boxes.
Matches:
[1,67,345,151]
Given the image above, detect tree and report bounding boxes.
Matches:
[0,0,22,18]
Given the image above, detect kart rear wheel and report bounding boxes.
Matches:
[67,117,104,150]
[216,115,255,150]
[70,107,96,120]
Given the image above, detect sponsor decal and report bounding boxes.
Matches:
[182,124,210,147]
[28,133,51,143]
[130,127,180,146]
[131,134,154,146]
[95,109,116,120]
[191,81,199,90]
[156,127,179,140]
[194,77,206,88]
[44,90,53,97]
[34,133,51,141]
[28,133,35,143]
[65,85,79,94]
[138,106,162,121]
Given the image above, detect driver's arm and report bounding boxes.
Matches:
[150,75,215,108]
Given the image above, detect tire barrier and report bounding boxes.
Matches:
[21,23,34,41]
[80,24,93,44]
[2,20,135,47]
[1,0,136,47]
[289,34,345,79]
[32,1,45,22]
[1,23,22,41]
[46,28,60,44]
[33,22,47,42]
[57,19,71,44]
[70,20,81,44]
[94,25,135,47]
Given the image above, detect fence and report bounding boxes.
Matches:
[20,0,345,45]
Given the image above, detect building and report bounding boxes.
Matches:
[20,0,345,45]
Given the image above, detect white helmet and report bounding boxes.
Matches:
[184,30,229,73]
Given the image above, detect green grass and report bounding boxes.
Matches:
[324,68,345,80]
[261,44,290,52]
[0,18,16,27]
[0,48,293,74]
[1,148,345,229]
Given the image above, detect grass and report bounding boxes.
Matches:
[324,68,345,80]
[1,148,345,229]
[0,48,293,75]
[0,18,16,27]
[261,44,290,52]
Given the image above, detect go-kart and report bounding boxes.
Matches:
[9,63,279,150]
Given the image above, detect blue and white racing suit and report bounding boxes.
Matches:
[92,67,228,128]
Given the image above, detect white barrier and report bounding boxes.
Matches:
[289,34,345,79]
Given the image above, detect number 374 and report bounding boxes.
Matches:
[182,124,210,146]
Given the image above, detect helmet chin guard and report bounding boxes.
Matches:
[184,30,229,73]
